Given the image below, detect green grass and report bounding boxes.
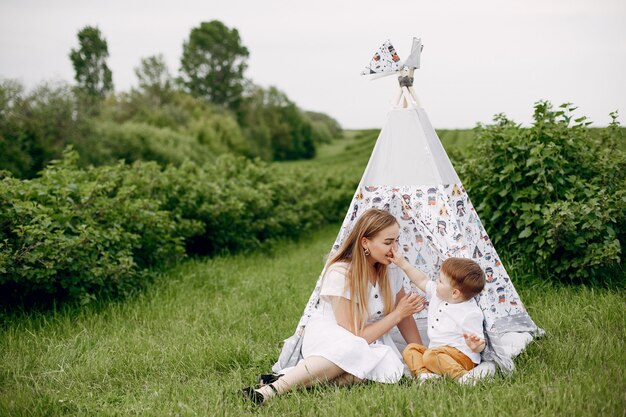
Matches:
[1,224,624,416]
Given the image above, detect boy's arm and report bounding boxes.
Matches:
[463,333,486,353]
[462,311,486,353]
[387,248,430,292]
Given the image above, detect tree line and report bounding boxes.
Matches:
[0,21,342,179]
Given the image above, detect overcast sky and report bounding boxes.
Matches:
[1,0,625,129]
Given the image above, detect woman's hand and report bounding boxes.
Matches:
[414,294,426,313]
[463,333,486,353]
[393,292,423,320]
[386,247,410,270]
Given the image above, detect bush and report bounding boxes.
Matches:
[188,113,251,157]
[305,111,343,144]
[76,121,214,167]
[459,101,625,283]
[0,149,189,306]
[0,148,355,307]
[1,79,336,179]
[152,154,354,255]
[99,90,254,159]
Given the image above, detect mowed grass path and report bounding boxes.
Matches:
[1,223,625,416]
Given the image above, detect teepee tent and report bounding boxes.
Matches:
[273,39,542,375]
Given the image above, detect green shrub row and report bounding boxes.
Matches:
[0,148,355,307]
[459,102,625,284]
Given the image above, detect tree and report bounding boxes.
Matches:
[239,86,316,161]
[134,54,173,105]
[69,26,113,99]
[0,79,90,178]
[179,21,249,109]
[0,79,31,176]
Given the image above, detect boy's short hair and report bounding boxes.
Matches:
[441,257,485,299]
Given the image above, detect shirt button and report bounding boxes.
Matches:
[374,294,379,298]
[436,318,439,321]
[445,303,449,305]
[377,311,381,314]
[431,326,434,329]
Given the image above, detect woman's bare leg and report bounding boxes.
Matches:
[331,372,364,387]
[255,356,344,400]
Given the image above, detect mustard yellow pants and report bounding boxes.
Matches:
[402,343,476,380]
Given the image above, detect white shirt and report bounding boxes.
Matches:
[425,280,484,364]
[319,262,403,341]
[320,263,403,313]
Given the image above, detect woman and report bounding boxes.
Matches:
[242,208,425,404]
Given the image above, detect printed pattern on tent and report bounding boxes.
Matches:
[335,184,530,331]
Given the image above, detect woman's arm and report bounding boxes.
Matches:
[332,292,421,344]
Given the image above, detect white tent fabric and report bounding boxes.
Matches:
[361,109,459,186]
[273,93,543,376]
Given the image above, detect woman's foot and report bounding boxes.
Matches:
[257,373,284,387]
[241,383,278,405]
[241,387,265,405]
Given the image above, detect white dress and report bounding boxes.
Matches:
[300,262,405,383]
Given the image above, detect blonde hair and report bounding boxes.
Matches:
[327,208,398,335]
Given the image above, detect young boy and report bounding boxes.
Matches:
[388,251,486,382]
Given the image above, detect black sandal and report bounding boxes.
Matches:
[241,383,278,405]
[257,373,284,386]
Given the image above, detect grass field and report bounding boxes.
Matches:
[1,224,624,416]
[1,129,624,416]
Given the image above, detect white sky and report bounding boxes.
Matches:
[1,0,625,129]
